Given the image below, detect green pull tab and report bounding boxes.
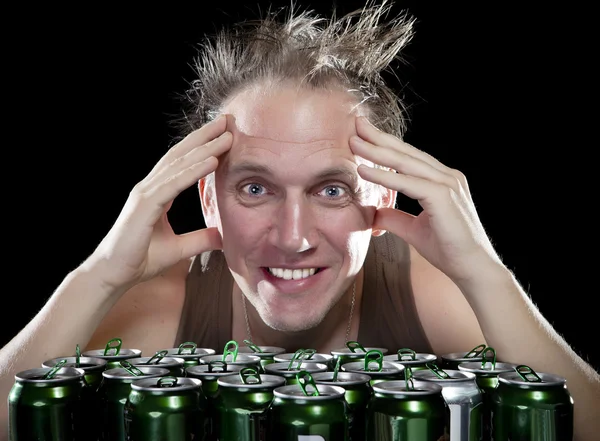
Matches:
[243,339,264,353]
[208,360,227,373]
[222,340,239,362]
[346,340,366,353]
[120,360,145,377]
[463,343,486,359]
[404,366,414,390]
[145,350,169,365]
[300,349,316,360]
[363,349,383,372]
[426,362,451,379]
[75,344,81,368]
[481,347,497,370]
[332,356,342,382]
[103,337,122,356]
[515,365,543,383]
[239,367,262,384]
[43,359,68,380]
[177,341,197,355]
[157,376,178,387]
[397,348,416,361]
[297,370,320,396]
[287,349,305,371]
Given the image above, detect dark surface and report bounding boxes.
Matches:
[3,2,595,371]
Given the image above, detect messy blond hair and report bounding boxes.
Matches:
[177,0,416,138]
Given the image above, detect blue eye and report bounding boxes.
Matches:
[320,186,346,198]
[242,183,265,196]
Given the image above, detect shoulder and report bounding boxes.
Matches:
[86,258,194,355]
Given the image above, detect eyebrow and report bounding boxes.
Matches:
[227,162,359,185]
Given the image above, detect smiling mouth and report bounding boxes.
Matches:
[266,267,322,280]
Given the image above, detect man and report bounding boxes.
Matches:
[1,2,598,439]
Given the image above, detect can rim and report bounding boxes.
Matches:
[382,353,437,364]
[497,371,567,387]
[311,371,372,385]
[217,373,286,388]
[199,354,262,364]
[263,362,329,375]
[341,360,405,375]
[186,364,244,378]
[130,376,202,391]
[15,367,86,383]
[273,383,346,400]
[164,348,216,359]
[413,369,477,383]
[273,353,333,362]
[372,379,443,396]
[330,347,389,356]
[238,346,287,356]
[457,361,517,375]
[81,349,142,360]
[101,366,170,380]
[130,356,186,367]
[41,356,108,372]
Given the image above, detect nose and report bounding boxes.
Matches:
[268,196,317,253]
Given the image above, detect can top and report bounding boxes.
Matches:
[458,361,517,375]
[15,367,85,384]
[498,371,567,387]
[372,379,443,396]
[264,361,329,376]
[413,369,477,384]
[382,352,437,365]
[164,347,216,359]
[330,346,389,356]
[274,351,333,363]
[42,356,107,372]
[130,356,185,368]
[102,366,170,381]
[186,362,244,379]
[131,376,202,392]
[82,348,142,360]
[238,345,286,357]
[200,353,261,365]
[342,360,405,376]
[217,372,286,389]
[311,371,372,386]
[274,383,346,400]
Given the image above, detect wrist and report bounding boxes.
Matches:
[73,256,133,299]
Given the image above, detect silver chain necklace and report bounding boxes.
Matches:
[242,280,357,344]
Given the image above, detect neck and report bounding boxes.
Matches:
[234,273,362,354]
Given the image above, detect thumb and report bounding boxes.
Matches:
[373,207,416,242]
[176,227,223,259]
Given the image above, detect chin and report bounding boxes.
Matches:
[261,310,324,333]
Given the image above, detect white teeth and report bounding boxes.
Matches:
[269,268,317,280]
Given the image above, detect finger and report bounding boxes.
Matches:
[373,207,416,242]
[148,114,228,177]
[350,135,459,191]
[176,227,223,259]
[355,116,452,174]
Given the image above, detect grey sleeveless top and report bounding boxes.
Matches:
[175,232,433,354]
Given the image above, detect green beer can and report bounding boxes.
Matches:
[186,360,245,441]
[8,362,87,441]
[82,337,142,369]
[269,370,348,440]
[124,376,207,441]
[490,364,574,441]
[274,348,334,370]
[383,347,437,372]
[42,354,108,441]
[458,347,517,440]
[263,360,329,385]
[366,377,447,441]
[342,349,405,386]
[98,361,170,441]
[440,344,487,370]
[215,366,286,441]
[165,341,216,369]
[238,339,286,371]
[331,340,388,367]
[312,370,373,441]
[129,349,186,376]
[201,340,262,371]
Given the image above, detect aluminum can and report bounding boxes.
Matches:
[82,337,142,369]
[383,347,437,373]
[186,360,245,441]
[490,364,573,441]
[8,363,87,441]
[342,349,405,386]
[200,339,262,370]
[129,349,186,376]
[312,371,373,441]
[238,339,286,371]
[215,366,286,441]
[458,348,517,441]
[331,340,388,366]
[440,344,487,370]
[124,375,207,441]
[268,371,348,440]
[164,341,216,368]
[263,360,329,384]
[42,355,108,441]
[366,379,448,441]
[413,365,483,441]
[274,348,334,369]
[97,363,170,441]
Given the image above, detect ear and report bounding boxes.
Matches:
[372,187,397,237]
[198,175,219,228]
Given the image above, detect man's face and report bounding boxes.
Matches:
[209,84,382,332]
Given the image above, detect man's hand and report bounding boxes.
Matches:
[350,115,502,285]
[85,115,233,290]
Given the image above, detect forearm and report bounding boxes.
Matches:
[457,262,600,441]
[0,262,127,434]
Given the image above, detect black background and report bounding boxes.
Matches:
[3,2,595,371]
